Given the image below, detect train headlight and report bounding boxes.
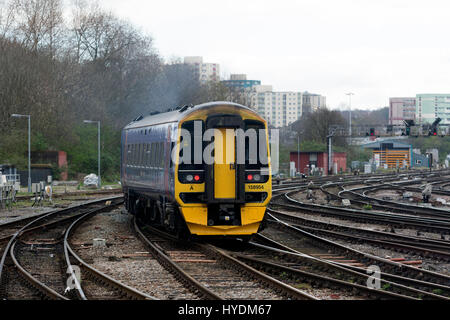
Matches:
[253,174,261,181]
[179,172,203,183]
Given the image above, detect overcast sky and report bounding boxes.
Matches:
[99,0,450,110]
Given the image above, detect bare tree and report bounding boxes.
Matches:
[292,107,348,147]
[9,0,63,56]
[0,0,15,39]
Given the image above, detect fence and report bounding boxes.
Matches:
[0,185,16,210]
[0,174,20,210]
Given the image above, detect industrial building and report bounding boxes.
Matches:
[289,151,347,175]
[362,139,431,169]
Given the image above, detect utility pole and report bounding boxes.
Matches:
[11,114,31,192]
[327,128,336,175]
[346,93,354,136]
[297,135,300,176]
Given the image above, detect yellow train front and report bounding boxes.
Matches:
[121,101,272,240]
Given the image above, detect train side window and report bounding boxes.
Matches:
[126,144,131,166]
[131,144,135,166]
[148,143,152,167]
[134,144,138,166]
[157,142,162,168]
[138,144,142,166]
[153,142,158,167]
[145,143,150,167]
[142,144,146,167]
[159,142,164,168]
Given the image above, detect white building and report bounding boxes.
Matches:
[302,92,326,113]
[249,85,304,128]
[389,97,416,125]
[183,56,220,83]
[249,86,326,128]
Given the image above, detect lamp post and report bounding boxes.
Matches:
[346,92,354,136]
[11,114,31,192]
[83,120,101,188]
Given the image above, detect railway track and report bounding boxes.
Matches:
[0,196,153,300]
[14,188,123,202]
[219,237,433,299]
[227,239,428,300]
[259,213,450,299]
[340,186,450,220]
[267,208,450,261]
[276,191,450,234]
[134,218,316,300]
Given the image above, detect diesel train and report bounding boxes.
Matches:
[121,101,272,239]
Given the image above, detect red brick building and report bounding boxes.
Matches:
[290,151,347,175]
[31,151,68,180]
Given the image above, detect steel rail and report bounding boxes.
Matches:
[265,213,450,296]
[267,208,450,258]
[0,196,123,299]
[248,235,446,300]
[64,203,156,300]
[133,218,223,300]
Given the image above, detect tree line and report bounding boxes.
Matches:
[0,0,236,180]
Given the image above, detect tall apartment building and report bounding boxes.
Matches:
[183,56,220,83]
[416,94,450,125]
[302,92,326,113]
[389,97,416,125]
[250,85,304,128]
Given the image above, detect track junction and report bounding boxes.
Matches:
[1,169,450,300]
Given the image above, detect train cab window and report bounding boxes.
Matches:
[178,120,205,184]
[244,120,269,183]
[244,120,268,169]
[179,120,205,170]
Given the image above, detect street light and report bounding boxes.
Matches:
[346,93,354,136]
[83,120,101,188]
[11,113,31,193]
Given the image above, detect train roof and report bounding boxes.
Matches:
[123,101,258,130]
